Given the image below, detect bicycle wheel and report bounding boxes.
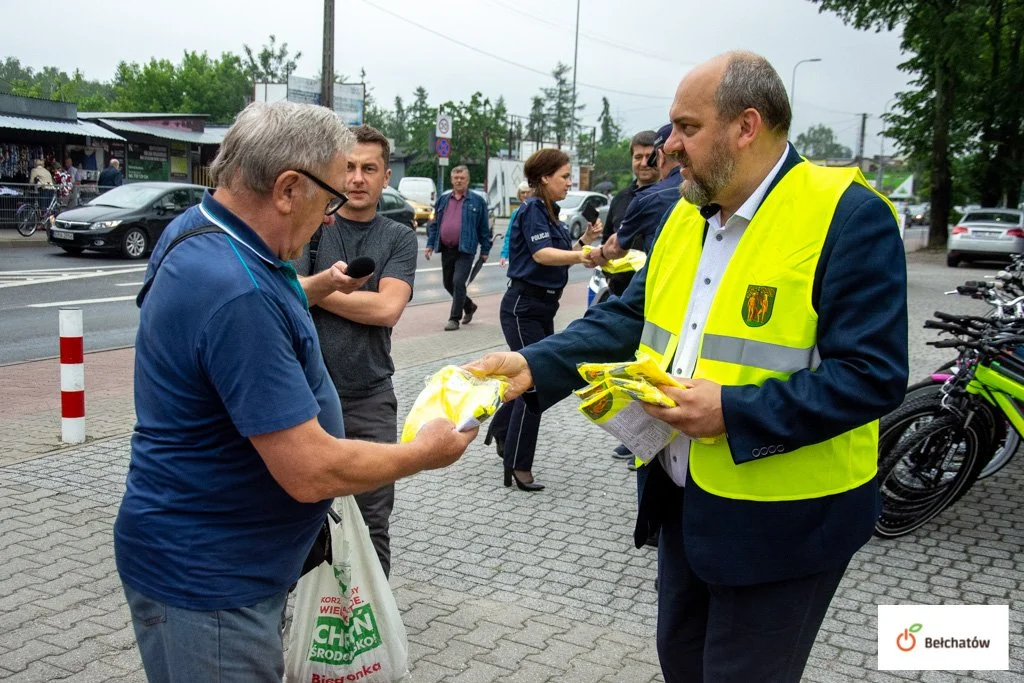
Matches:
[16,204,40,236]
[875,413,993,539]
[878,385,944,457]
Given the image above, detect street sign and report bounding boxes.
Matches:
[435,138,451,158]
[438,157,450,167]
[436,112,452,139]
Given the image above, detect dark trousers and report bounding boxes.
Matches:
[341,389,398,578]
[656,485,849,682]
[490,289,558,473]
[440,246,475,322]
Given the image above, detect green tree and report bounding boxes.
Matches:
[597,97,621,148]
[795,124,853,159]
[242,34,302,83]
[527,96,546,145]
[592,138,633,191]
[542,62,583,148]
[176,52,250,124]
[811,0,1022,245]
[0,58,114,111]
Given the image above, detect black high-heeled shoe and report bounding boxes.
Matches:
[504,468,545,491]
[484,422,504,458]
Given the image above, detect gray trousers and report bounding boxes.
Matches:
[342,389,398,578]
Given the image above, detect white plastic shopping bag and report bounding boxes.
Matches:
[286,496,409,682]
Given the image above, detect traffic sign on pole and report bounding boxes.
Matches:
[435,138,451,158]
[436,112,452,139]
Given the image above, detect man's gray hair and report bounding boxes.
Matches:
[715,52,792,137]
[210,101,355,193]
[451,165,470,176]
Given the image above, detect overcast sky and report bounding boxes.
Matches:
[6,0,909,155]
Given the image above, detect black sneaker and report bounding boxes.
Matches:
[462,302,478,324]
[612,444,633,460]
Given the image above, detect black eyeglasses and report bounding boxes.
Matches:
[295,169,348,216]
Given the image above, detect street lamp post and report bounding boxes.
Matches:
[876,96,898,191]
[789,58,822,110]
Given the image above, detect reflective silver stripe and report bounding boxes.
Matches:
[701,334,817,374]
[641,321,673,354]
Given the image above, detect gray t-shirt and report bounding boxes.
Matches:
[293,214,418,399]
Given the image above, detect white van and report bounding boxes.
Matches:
[398,177,437,206]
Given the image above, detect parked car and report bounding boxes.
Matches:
[403,196,434,227]
[558,191,610,240]
[397,177,437,207]
[947,208,1024,267]
[47,182,205,258]
[379,187,415,228]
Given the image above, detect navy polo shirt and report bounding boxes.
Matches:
[114,191,344,611]
[507,197,573,290]
[616,166,683,253]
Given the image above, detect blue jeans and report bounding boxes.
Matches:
[122,583,288,682]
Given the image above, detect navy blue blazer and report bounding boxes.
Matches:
[520,145,909,586]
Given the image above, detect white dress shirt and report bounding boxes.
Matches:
[659,148,790,487]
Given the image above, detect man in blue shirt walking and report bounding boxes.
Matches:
[425,165,493,331]
[114,101,476,682]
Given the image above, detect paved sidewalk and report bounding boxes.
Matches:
[0,260,1021,681]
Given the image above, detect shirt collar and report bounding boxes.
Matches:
[198,190,282,268]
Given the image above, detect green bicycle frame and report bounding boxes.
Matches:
[969,363,1024,436]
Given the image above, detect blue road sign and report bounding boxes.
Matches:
[436,138,451,158]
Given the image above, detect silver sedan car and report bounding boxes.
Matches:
[558,191,610,240]
[947,208,1024,267]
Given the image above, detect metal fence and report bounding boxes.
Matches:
[0,183,103,230]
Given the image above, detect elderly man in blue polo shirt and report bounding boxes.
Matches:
[425,164,493,331]
[114,101,476,682]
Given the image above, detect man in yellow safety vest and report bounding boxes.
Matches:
[467,50,908,682]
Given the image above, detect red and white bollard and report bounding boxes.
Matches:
[59,308,85,444]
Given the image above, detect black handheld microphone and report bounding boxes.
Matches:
[346,256,376,279]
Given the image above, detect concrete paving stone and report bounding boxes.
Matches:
[32,585,102,613]
[555,659,620,683]
[421,637,487,671]
[476,638,544,672]
[398,601,456,632]
[448,659,514,682]
[3,661,75,682]
[0,638,67,674]
[407,659,462,683]
[501,659,561,683]
[454,619,516,650]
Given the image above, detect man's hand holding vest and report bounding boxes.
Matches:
[643,378,726,440]
[463,352,533,401]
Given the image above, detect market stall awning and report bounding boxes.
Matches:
[95,118,223,145]
[0,113,126,141]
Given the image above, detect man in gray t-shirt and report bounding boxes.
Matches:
[295,126,418,577]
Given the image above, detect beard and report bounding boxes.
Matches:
[678,134,735,207]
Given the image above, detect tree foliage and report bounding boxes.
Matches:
[242,34,301,83]
[795,124,853,159]
[812,0,1024,245]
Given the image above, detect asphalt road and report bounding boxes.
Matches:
[0,233,591,364]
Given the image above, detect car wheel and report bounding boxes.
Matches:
[570,220,583,240]
[946,253,961,268]
[121,228,149,259]
[60,247,84,256]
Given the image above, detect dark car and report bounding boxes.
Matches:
[378,187,415,227]
[47,182,205,259]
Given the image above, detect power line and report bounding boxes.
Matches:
[356,0,668,100]
[481,0,698,68]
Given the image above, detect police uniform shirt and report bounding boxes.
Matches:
[507,197,573,290]
[661,148,789,487]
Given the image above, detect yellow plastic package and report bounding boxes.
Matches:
[582,246,648,274]
[576,352,683,390]
[400,366,508,443]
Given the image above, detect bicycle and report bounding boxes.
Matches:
[15,188,60,237]
[874,306,1024,538]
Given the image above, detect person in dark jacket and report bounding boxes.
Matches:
[98,158,123,190]
[425,165,493,331]
[466,51,908,682]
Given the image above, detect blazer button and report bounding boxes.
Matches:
[751,448,759,457]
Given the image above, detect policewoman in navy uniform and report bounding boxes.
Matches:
[488,148,601,491]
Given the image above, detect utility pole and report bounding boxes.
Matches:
[320,0,335,110]
[856,112,868,168]
[570,0,581,161]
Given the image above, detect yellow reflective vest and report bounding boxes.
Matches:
[639,160,896,502]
